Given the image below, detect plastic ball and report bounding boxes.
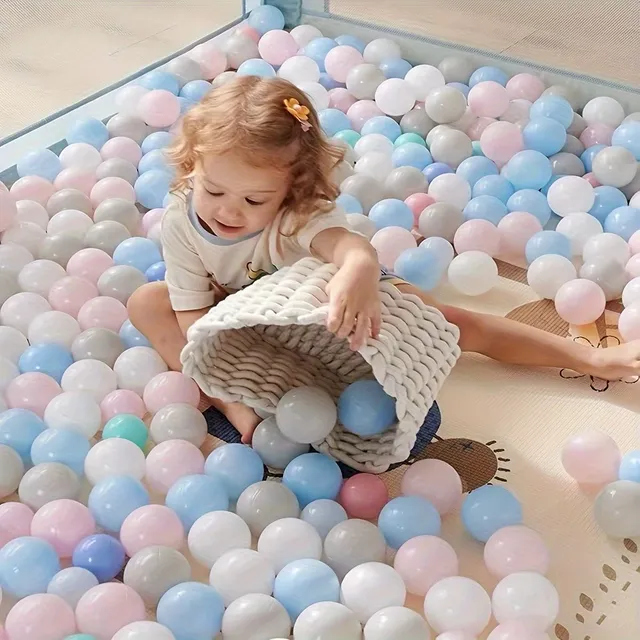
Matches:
[555,212,603,255]
[2,291,51,335]
[0,444,24,498]
[204,443,264,501]
[186,511,249,570]
[400,458,462,514]
[119,504,184,557]
[31,428,90,477]
[0,502,34,548]
[0,536,60,597]
[221,593,291,640]
[337,379,396,436]
[165,473,229,531]
[276,386,337,444]
[46,567,99,609]
[583,96,625,128]
[448,251,498,296]
[375,78,415,117]
[404,65,445,102]
[378,495,441,549]
[594,480,640,538]
[429,129,473,168]
[283,452,343,508]
[258,517,323,572]
[144,440,203,495]
[487,621,551,640]
[363,38,402,65]
[623,277,640,307]
[0,408,46,464]
[522,117,567,156]
[364,606,431,640]
[18,259,66,297]
[503,150,552,190]
[428,173,471,209]
[592,146,638,188]
[580,256,629,301]
[149,403,208,447]
[526,255,576,299]
[43,391,102,439]
[84,437,146,485]
[290,24,323,47]
[112,621,177,640]
[72,533,126,582]
[561,431,621,484]
[113,346,168,395]
[605,205,640,241]
[88,475,150,533]
[554,278,606,324]
[300,499,348,540]
[461,485,523,542]
[248,4,285,33]
[4,593,76,640]
[484,525,550,578]
[454,219,501,256]
[529,95,573,129]
[498,212,543,256]
[525,230,571,264]
[278,55,320,84]
[293,601,361,640]
[480,121,524,165]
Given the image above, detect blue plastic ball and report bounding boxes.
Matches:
[178,97,195,115]
[119,320,151,348]
[392,143,433,170]
[88,476,150,533]
[335,34,366,53]
[283,453,343,508]
[589,186,628,224]
[273,559,340,620]
[380,58,412,79]
[525,230,572,264]
[247,4,285,34]
[540,175,562,196]
[134,169,172,209]
[369,198,414,230]
[506,189,552,225]
[138,149,169,174]
[145,261,166,282]
[612,120,640,160]
[447,82,470,97]
[523,117,567,156]
[473,175,515,203]
[469,66,508,87]
[301,499,348,539]
[0,536,61,597]
[237,58,277,78]
[337,379,396,437]
[139,71,180,95]
[318,108,351,137]
[463,195,508,224]
[503,150,552,190]
[456,156,499,187]
[72,534,125,582]
[31,429,91,477]
[377,496,442,549]
[423,162,453,182]
[336,193,363,214]
[318,73,343,91]
[204,443,264,501]
[604,206,640,241]
[303,38,338,72]
[141,131,173,154]
[66,118,109,149]
[361,116,402,141]
[18,343,73,383]
[165,474,229,530]
[17,149,61,182]
[162,193,172,208]
[581,144,607,172]
[619,450,640,482]
[0,408,45,464]
[46,567,99,606]
[461,485,523,542]
[113,237,162,273]
[394,247,443,291]
[529,95,574,129]
[419,236,455,270]
[179,79,212,102]
[333,130,361,147]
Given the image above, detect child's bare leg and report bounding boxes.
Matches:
[395,283,640,380]
[127,282,261,443]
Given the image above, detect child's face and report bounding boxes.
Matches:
[193,152,290,239]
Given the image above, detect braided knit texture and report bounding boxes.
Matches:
[181,258,461,472]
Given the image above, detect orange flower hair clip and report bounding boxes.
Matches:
[284,98,312,132]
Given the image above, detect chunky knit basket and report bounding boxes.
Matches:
[181,258,461,473]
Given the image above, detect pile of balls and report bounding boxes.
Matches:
[562,430,640,540]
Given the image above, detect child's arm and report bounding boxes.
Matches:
[311,227,381,350]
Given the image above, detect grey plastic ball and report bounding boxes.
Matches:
[579,258,629,301]
[84,221,131,256]
[252,417,310,470]
[567,112,587,137]
[346,64,385,100]
[223,33,260,69]
[346,213,376,239]
[592,146,638,188]
[550,152,586,176]
[97,265,147,304]
[0,273,20,307]
[150,403,208,447]
[165,56,204,87]
[364,606,430,640]
[323,519,386,580]
[624,112,640,124]
[107,114,149,144]
[594,480,640,538]
[221,593,291,640]
[96,159,138,186]
[561,134,585,157]
[429,128,473,168]
[418,202,464,241]
[211,71,237,89]
[384,167,427,200]
[294,601,362,640]
[621,164,640,199]
[542,84,581,111]
[424,86,467,124]
[438,55,474,84]
[235,481,300,537]
[47,189,93,217]
[340,174,385,214]
[93,198,141,234]
[38,233,85,268]
[71,328,125,367]
[18,462,80,510]
[400,108,435,137]
[426,124,453,148]
[0,444,24,498]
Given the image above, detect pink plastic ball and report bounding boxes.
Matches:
[90,177,136,207]
[561,431,621,484]
[138,89,181,128]
[454,219,501,256]
[5,594,76,640]
[54,167,96,196]
[484,525,550,578]
[258,30,298,66]
[497,211,543,256]
[101,389,146,422]
[501,99,533,125]
[142,371,200,414]
[6,372,61,417]
[0,191,17,232]
[394,535,459,596]
[142,208,165,234]
[77,296,128,332]
[626,254,640,278]
[618,302,640,341]
[48,276,99,318]
[580,124,614,147]
[582,172,601,187]
[629,230,640,255]
[436,634,478,640]
[325,45,365,83]
[145,439,205,494]
[66,248,114,285]
[0,181,6,192]
[468,81,510,118]
[120,504,185,556]
[76,583,146,640]
[0,502,34,547]
[400,459,463,515]
[487,620,552,640]
[101,137,143,165]
[31,499,96,557]
[329,88,357,113]
[10,176,54,206]
[337,473,389,519]
[480,121,524,165]
[347,100,384,132]
[505,74,545,102]
[467,117,497,141]
[554,278,606,325]
[190,42,228,79]
[236,25,261,43]
[0,625,6,640]
[371,226,418,268]
[406,193,436,226]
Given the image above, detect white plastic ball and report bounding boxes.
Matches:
[61,358,117,402]
[0,291,51,335]
[546,176,595,217]
[527,255,577,299]
[294,602,362,640]
[428,173,471,209]
[2,222,45,256]
[290,25,323,48]
[188,511,252,569]
[18,259,67,297]
[582,232,630,266]
[363,38,402,65]
[84,437,146,485]
[0,325,29,363]
[582,96,625,128]
[355,151,394,181]
[276,386,337,444]
[375,79,416,117]
[257,517,323,573]
[28,310,81,349]
[405,65,446,102]
[0,244,34,277]
[424,86,467,124]
[278,56,320,84]
[221,593,291,640]
[115,85,150,116]
[112,621,176,640]
[555,212,603,255]
[448,251,498,296]
[623,277,640,307]
[60,143,103,171]
[354,134,394,158]
[340,562,406,624]
[16,202,48,229]
[44,390,102,438]
[0,356,17,392]
[298,82,330,111]
[48,209,93,239]
[113,346,168,395]
[364,606,431,640]
[631,191,640,208]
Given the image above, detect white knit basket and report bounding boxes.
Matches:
[181,258,461,473]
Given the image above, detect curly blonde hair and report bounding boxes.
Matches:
[167,75,344,232]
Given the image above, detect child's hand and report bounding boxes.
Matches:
[326,257,381,351]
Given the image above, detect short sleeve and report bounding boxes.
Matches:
[161,202,215,311]
[295,206,351,254]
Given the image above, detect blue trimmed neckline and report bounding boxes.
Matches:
[187,198,262,246]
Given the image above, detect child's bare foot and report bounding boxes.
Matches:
[197,392,261,443]
[587,340,640,381]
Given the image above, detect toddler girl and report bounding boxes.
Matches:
[128,75,640,443]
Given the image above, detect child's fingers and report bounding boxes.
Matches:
[327,298,346,333]
[337,308,356,339]
[349,312,369,351]
[370,307,382,338]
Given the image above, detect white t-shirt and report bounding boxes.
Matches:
[161,194,351,311]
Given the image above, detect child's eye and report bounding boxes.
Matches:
[245,198,264,206]
[207,191,223,197]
